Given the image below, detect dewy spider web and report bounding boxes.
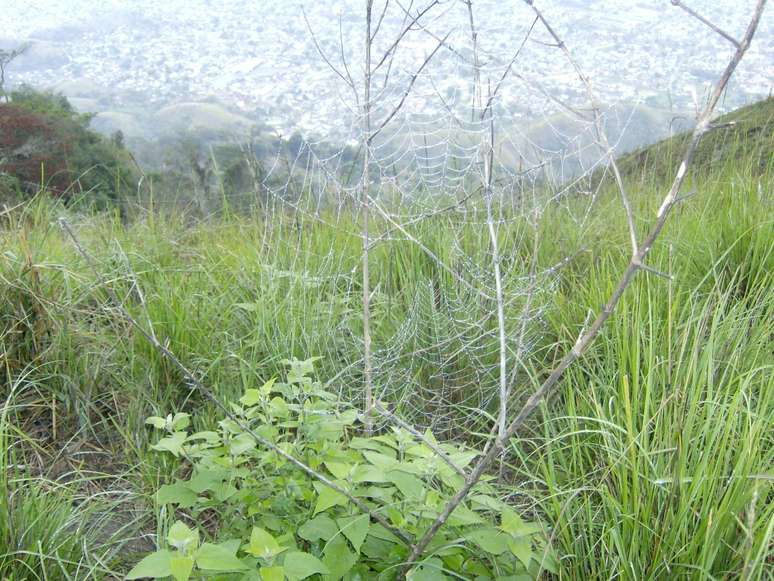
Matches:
[236,0,617,431]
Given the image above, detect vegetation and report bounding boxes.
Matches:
[0,87,139,208]
[127,359,553,580]
[0,99,772,579]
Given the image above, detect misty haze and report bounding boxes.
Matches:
[0,2,772,580]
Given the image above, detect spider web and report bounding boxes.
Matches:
[235,0,616,432]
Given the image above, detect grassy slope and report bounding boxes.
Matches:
[0,99,772,579]
[617,96,774,182]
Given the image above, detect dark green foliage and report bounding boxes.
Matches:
[0,86,139,208]
[130,359,553,580]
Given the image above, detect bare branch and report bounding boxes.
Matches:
[368,193,494,300]
[370,31,451,141]
[0,42,30,100]
[362,0,375,435]
[400,0,767,572]
[480,16,539,121]
[371,0,391,42]
[367,187,480,250]
[302,8,357,95]
[670,0,742,48]
[524,1,639,255]
[373,401,467,477]
[58,218,413,547]
[338,13,359,95]
[373,0,442,73]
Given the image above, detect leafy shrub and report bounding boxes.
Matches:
[0,86,138,207]
[131,359,556,580]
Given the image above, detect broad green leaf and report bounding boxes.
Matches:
[349,438,394,455]
[126,549,173,579]
[283,357,318,377]
[367,523,402,542]
[322,536,357,580]
[351,464,387,483]
[213,482,238,502]
[187,468,226,494]
[447,503,485,526]
[422,429,439,445]
[469,494,507,512]
[336,514,370,553]
[360,534,394,560]
[535,546,560,574]
[462,559,491,577]
[260,377,278,395]
[500,508,527,536]
[437,469,464,490]
[447,450,479,469]
[151,431,187,457]
[269,397,289,418]
[508,536,533,569]
[145,416,167,429]
[441,553,464,572]
[240,389,262,407]
[245,527,286,560]
[171,413,191,431]
[282,551,329,580]
[170,555,194,581]
[167,521,199,553]
[386,470,425,500]
[405,443,433,458]
[220,418,243,434]
[186,431,220,444]
[464,528,510,555]
[220,539,243,554]
[298,515,338,542]
[324,461,351,480]
[157,481,198,508]
[337,409,358,426]
[372,434,399,449]
[353,484,396,503]
[407,557,448,581]
[230,432,256,456]
[313,483,348,515]
[362,450,398,469]
[195,542,249,571]
[387,507,405,527]
[260,566,285,581]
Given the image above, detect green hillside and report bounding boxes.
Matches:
[618,96,774,182]
[0,100,772,579]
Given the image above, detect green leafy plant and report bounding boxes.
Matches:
[131,359,555,580]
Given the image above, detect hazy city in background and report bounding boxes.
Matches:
[1,2,772,579]
[2,0,772,161]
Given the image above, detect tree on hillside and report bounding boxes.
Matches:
[0,87,139,206]
[0,44,29,102]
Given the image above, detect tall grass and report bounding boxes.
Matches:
[510,225,773,578]
[0,111,771,578]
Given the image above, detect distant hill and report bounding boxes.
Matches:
[503,102,696,171]
[615,97,774,182]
